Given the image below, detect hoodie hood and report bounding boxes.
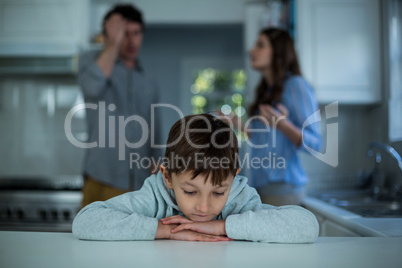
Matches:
[155,171,180,213]
[152,171,252,219]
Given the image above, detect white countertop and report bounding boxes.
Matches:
[1,231,402,268]
[303,196,402,237]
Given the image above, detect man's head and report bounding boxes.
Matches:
[103,4,144,62]
[160,114,240,221]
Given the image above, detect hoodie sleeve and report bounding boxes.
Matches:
[224,185,319,243]
[72,177,159,241]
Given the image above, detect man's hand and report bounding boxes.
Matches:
[104,14,126,47]
[161,216,228,237]
[97,14,126,77]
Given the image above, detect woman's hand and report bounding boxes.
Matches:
[259,103,288,128]
[259,104,303,146]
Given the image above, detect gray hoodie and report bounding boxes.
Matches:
[73,172,319,243]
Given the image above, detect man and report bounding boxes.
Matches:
[78,4,161,207]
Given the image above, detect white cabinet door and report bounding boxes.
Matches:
[0,0,89,55]
[296,0,381,104]
[244,2,266,104]
[307,207,362,237]
[321,219,362,237]
[387,0,402,142]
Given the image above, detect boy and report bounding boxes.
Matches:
[73,114,319,243]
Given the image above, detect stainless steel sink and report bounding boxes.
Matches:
[311,190,402,218]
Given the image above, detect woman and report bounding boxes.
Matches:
[223,28,322,206]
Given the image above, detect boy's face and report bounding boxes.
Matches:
[161,166,236,222]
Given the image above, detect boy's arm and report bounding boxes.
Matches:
[72,179,159,241]
[224,190,319,243]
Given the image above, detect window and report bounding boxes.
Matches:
[189,68,248,140]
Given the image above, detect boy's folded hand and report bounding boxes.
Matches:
[168,219,228,237]
[160,215,193,225]
[169,230,231,242]
[160,216,232,242]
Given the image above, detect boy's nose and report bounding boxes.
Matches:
[196,198,209,213]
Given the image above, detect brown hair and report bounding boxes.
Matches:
[249,28,302,115]
[102,4,145,35]
[163,114,239,186]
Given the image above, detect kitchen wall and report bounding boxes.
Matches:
[0,24,387,191]
[1,0,400,193]
[302,105,385,190]
[0,76,85,178]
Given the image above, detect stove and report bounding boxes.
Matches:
[0,176,82,232]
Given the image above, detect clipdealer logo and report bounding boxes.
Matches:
[64,101,338,168]
[64,102,184,160]
[302,101,339,167]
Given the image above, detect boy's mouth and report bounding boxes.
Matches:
[192,214,212,221]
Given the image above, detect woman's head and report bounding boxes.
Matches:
[249,28,302,115]
[250,28,300,73]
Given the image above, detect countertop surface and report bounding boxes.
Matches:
[303,196,402,237]
[1,231,402,268]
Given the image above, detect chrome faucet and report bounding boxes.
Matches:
[367,142,402,199]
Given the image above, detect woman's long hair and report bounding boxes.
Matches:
[248,28,302,116]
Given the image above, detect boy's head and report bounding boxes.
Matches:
[160,114,240,221]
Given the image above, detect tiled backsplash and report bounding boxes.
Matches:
[0,78,86,178]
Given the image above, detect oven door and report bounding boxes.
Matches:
[0,190,82,232]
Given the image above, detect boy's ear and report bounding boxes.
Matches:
[236,168,241,176]
[160,164,173,189]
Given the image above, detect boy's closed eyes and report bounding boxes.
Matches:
[161,165,237,223]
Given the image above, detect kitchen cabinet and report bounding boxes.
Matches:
[0,0,89,56]
[386,0,402,142]
[322,219,362,237]
[243,2,266,104]
[304,196,402,237]
[242,2,269,180]
[90,0,250,27]
[309,207,362,237]
[296,0,381,104]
